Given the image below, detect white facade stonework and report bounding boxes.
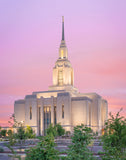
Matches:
[14,17,108,135]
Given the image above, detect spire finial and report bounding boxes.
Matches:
[62,16,64,40]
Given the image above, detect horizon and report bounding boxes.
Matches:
[0,0,126,126]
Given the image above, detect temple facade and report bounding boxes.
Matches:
[14,17,108,135]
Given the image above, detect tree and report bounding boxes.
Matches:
[102,109,126,160]
[15,123,26,146]
[25,134,59,160]
[8,114,26,146]
[67,124,95,160]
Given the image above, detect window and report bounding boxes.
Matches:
[54,106,56,125]
[30,106,32,120]
[61,50,63,58]
[58,70,63,85]
[62,104,64,119]
[44,106,51,135]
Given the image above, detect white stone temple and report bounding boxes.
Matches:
[14,17,108,135]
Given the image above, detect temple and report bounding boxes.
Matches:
[14,17,108,135]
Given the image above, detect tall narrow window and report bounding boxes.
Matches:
[62,104,64,119]
[58,70,63,85]
[44,106,51,135]
[30,106,32,120]
[54,106,56,125]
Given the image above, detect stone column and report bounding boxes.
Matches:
[51,96,54,124]
[40,97,44,135]
[86,101,89,126]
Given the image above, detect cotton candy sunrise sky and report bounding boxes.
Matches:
[0,0,126,126]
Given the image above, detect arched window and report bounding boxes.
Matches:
[30,106,32,120]
[62,104,64,119]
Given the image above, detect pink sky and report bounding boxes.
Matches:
[0,0,126,126]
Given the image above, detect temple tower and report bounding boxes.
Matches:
[52,16,74,87]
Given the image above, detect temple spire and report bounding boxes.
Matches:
[62,16,64,40]
[59,16,68,59]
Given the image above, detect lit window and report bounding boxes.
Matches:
[61,50,63,58]
[30,106,32,120]
[58,70,63,85]
[62,104,64,119]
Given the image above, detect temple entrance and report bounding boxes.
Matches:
[44,106,51,135]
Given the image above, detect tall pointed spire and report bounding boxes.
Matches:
[62,16,64,40]
[59,16,68,59]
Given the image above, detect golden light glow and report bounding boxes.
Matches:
[58,70,63,85]
[61,50,63,58]
[47,107,49,112]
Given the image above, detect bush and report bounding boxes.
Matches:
[97,150,105,155]
[65,131,71,136]
[46,124,57,137]
[102,109,126,160]
[55,123,65,136]
[15,124,26,147]
[1,129,7,137]
[25,126,35,138]
[67,124,95,160]
[7,129,13,136]
[46,123,65,137]
[25,134,59,160]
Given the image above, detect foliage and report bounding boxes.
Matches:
[8,114,26,146]
[15,123,26,146]
[102,109,126,160]
[97,150,105,155]
[0,146,4,152]
[5,143,21,160]
[67,124,95,160]
[25,126,35,138]
[46,123,65,137]
[25,134,59,160]
[65,131,71,136]
[7,129,17,146]
[7,129,13,136]
[0,129,7,137]
[46,123,57,137]
[55,123,65,136]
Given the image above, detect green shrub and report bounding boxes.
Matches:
[1,129,7,137]
[7,129,13,136]
[46,123,57,137]
[7,130,16,146]
[46,123,65,137]
[55,123,65,136]
[102,109,126,160]
[65,131,71,136]
[67,124,95,160]
[97,150,105,155]
[25,126,35,138]
[25,134,59,160]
